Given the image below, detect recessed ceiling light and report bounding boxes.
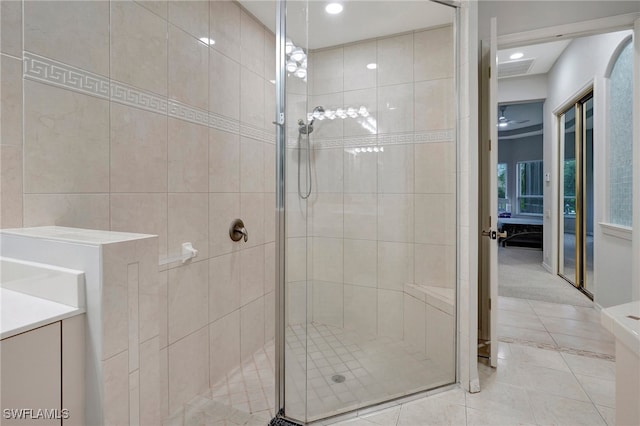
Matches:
[199,37,215,46]
[366,63,377,70]
[325,3,343,14]
[509,52,524,60]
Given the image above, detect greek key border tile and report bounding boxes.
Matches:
[168,100,209,127]
[111,80,168,115]
[303,130,453,150]
[23,51,278,143]
[24,52,110,99]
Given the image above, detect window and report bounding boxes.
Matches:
[516,160,543,215]
[497,163,508,214]
[608,39,633,226]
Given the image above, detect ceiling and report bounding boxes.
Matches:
[498,39,571,79]
[240,1,454,50]
[498,101,544,140]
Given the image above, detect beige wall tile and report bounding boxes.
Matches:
[377,33,413,86]
[168,192,209,260]
[0,145,23,228]
[168,118,209,193]
[264,30,276,82]
[24,81,109,193]
[310,47,343,95]
[25,1,109,75]
[378,289,403,338]
[1,0,22,57]
[426,305,455,375]
[209,252,241,322]
[240,297,265,360]
[378,241,414,291]
[23,194,109,230]
[403,294,426,353]
[312,281,343,328]
[377,144,414,194]
[159,347,169,418]
[344,239,377,287]
[378,194,414,243]
[159,271,168,349]
[103,351,129,426]
[414,142,456,194]
[209,48,240,120]
[208,193,240,257]
[286,193,307,237]
[415,194,456,245]
[343,88,377,136]
[264,193,276,243]
[344,194,377,240]
[240,245,265,306]
[140,337,160,426]
[344,40,377,91]
[344,284,377,335]
[1,56,23,146]
[377,83,414,134]
[415,79,454,131]
[167,261,209,344]
[314,148,344,193]
[240,192,265,248]
[110,193,168,259]
[312,237,343,283]
[414,243,455,288]
[241,11,265,77]
[209,128,240,193]
[209,0,240,63]
[264,242,276,294]
[110,103,168,193]
[111,0,167,95]
[240,138,265,193]
[264,80,276,130]
[414,27,454,82]
[286,237,307,283]
[286,281,308,326]
[344,151,377,194]
[168,25,209,110]
[264,290,275,341]
[136,1,168,19]
[310,192,343,238]
[240,69,265,127]
[168,1,208,39]
[209,311,240,385]
[168,326,209,413]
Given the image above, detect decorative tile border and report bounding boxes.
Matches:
[288,130,454,149]
[24,51,110,99]
[499,336,616,361]
[23,51,275,144]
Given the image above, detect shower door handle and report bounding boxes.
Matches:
[272,112,285,127]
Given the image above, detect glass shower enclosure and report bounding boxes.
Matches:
[273,1,459,423]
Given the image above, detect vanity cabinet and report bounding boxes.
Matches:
[1,323,62,426]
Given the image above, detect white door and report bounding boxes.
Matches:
[479,17,500,368]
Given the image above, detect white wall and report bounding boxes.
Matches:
[545,30,633,307]
[498,75,547,104]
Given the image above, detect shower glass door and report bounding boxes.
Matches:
[277,1,459,423]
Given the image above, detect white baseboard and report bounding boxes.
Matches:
[542,262,553,274]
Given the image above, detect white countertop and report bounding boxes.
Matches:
[0,288,85,340]
[601,301,640,356]
[1,226,155,245]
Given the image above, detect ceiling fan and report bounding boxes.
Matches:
[498,105,530,128]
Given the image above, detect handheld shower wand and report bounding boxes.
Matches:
[297,106,324,199]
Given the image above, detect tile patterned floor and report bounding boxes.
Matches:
[327,291,616,426]
[165,297,616,425]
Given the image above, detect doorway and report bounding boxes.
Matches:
[558,92,594,298]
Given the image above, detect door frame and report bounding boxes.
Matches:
[477,11,639,382]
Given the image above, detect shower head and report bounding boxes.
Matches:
[298,105,325,134]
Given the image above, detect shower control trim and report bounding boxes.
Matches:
[229,219,249,242]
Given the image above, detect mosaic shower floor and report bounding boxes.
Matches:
[166,323,452,425]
